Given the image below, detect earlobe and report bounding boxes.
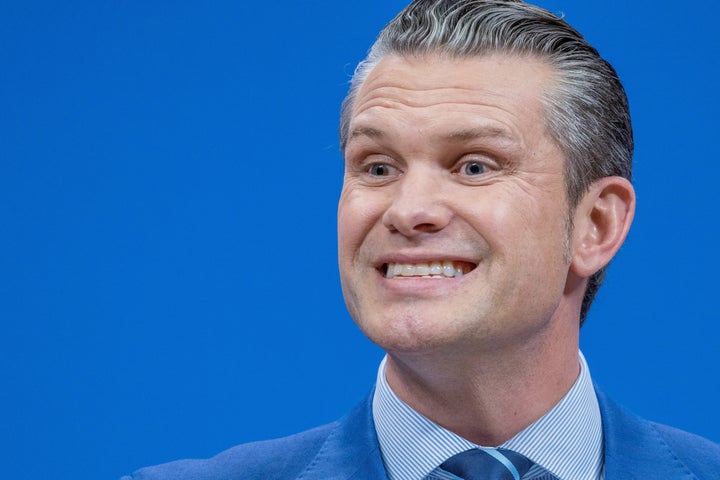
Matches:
[570,176,636,278]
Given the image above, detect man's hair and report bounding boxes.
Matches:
[339,0,633,325]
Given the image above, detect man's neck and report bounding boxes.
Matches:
[383,327,580,446]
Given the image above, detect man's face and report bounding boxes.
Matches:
[338,54,575,356]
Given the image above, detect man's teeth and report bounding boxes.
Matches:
[385,261,465,279]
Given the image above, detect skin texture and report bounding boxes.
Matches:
[337,54,635,445]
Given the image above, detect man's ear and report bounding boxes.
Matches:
[570,176,635,278]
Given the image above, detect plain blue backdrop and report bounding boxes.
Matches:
[1,1,718,478]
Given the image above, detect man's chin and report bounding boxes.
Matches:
[356,316,470,355]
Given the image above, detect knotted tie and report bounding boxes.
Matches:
[439,447,534,480]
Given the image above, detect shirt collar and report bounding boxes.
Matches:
[372,351,603,480]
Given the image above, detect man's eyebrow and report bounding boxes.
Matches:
[348,126,384,141]
[445,126,514,142]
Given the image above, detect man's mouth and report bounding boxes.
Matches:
[382,261,476,279]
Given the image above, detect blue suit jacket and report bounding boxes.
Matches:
[123,387,720,479]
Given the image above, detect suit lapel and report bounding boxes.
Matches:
[596,387,695,480]
[300,392,388,480]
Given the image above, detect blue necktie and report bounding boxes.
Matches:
[439,447,534,480]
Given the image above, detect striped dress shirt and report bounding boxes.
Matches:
[372,351,604,480]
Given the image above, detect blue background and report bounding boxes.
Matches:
[1,1,718,478]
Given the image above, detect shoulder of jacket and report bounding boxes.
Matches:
[124,421,339,480]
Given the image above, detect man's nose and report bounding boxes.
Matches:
[381,167,452,236]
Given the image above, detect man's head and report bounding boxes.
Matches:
[339,0,633,325]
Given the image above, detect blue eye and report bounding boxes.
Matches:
[463,161,486,175]
[369,164,392,176]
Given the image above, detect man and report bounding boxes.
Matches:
[123,1,720,479]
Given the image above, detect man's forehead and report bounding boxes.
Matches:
[350,53,555,123]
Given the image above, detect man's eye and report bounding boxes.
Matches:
[462,161,486,175]
[369,164,393,176]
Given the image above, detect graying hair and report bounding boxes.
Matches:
[339,0,633,325]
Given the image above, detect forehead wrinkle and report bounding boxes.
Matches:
[354,84,493,114]
[350,96,524,144]
[352,83,531,138]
